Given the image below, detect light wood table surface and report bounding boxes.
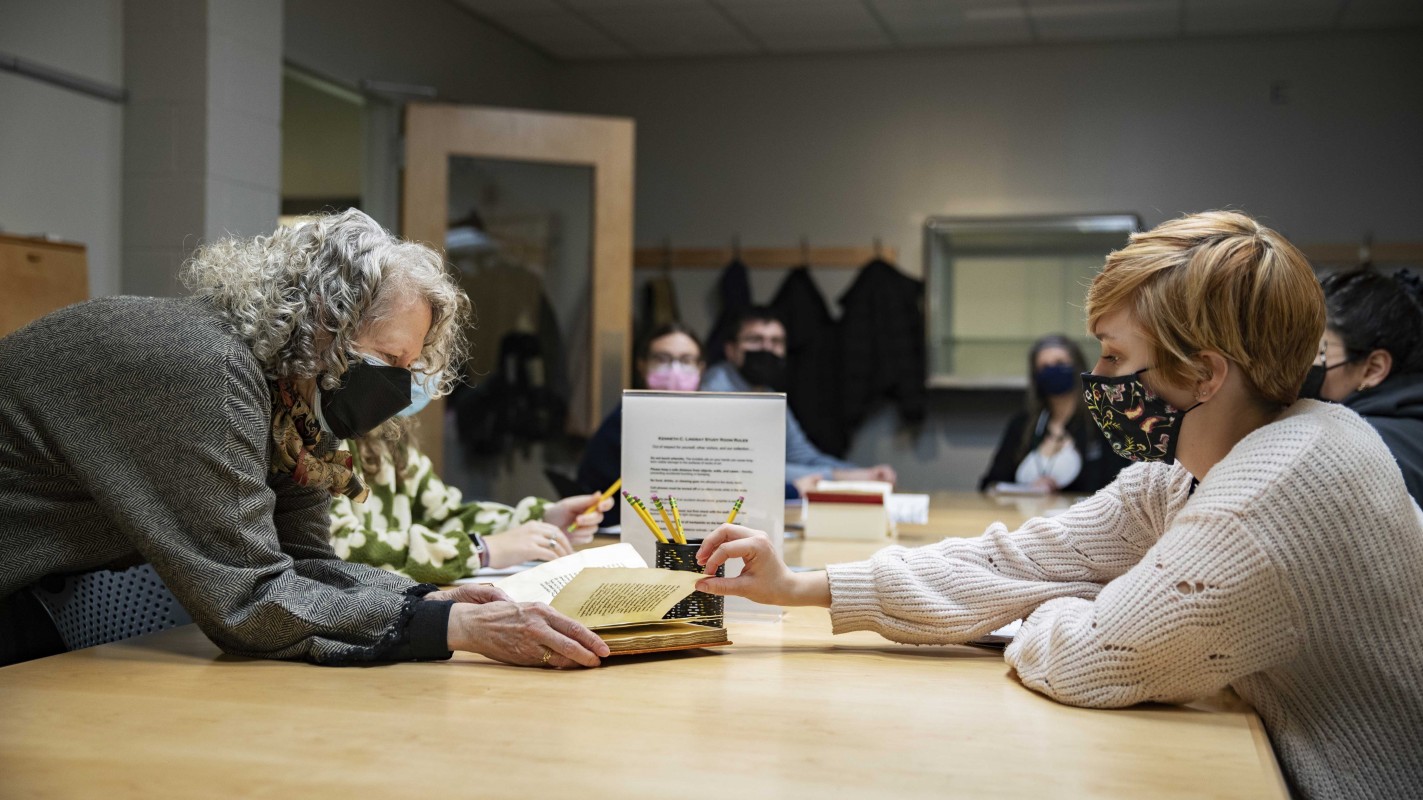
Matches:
[0,492,1286,799]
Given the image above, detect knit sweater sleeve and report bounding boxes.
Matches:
[826,462,1190,643]
[64,338,450,664]
[1005,510,1302,708]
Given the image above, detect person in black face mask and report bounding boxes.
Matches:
[699,306,898,492]
[0,209,610,672]
[1299,268,1423,502]
[687,213,1423,800]
[979,334,1127,494]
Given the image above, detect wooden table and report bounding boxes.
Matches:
[0,493,1286,799]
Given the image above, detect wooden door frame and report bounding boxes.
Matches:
[402,103,635,471]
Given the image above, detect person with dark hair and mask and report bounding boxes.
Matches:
[979,334,1128,494]
[699,306,897,489]
[1299,268,1423,503]
[577,321,708,526]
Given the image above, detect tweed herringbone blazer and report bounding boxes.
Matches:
[0,297,451,663]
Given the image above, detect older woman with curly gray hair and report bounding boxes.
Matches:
[0,209,609,669]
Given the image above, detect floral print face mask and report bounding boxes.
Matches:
[1082,368,1202,465]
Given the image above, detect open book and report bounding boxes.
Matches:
[495,544,730,656]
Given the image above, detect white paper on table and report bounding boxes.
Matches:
[991,619,1022,638]
[489,542,648,605]
[452,563,536,584]
[621,390,785,618]
[886,493,930,525]
[815,479,893,497]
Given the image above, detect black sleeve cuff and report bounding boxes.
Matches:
[381,598,454,662]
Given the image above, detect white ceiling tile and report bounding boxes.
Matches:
[762,30,893,51]
[580,6,761,56]
[722,0,883,34]
[455,0,565,15]
[494,13,632,57]
[1029,0,1180,42]
[560,0,707,8]
[1183,0,1338,34]
[872,0,1034,45]
[1339,0,1423,28]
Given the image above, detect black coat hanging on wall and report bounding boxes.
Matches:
[770,266,848,457]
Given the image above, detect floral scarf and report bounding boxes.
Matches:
[270,380,369,502]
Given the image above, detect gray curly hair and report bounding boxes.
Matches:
[180,209,469,395]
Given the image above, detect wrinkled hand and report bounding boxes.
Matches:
[543,494,615,544]
[485,521,572,568]
[693,524,828,607]
[447,600,610,668]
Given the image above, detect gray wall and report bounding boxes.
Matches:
[554,30,1423,273]
[552,30,1423,490]
[122,0,285,297]
[0,0,125,298]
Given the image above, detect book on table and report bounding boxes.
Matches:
[494,543,730,656]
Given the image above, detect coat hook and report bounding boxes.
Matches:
[662,236,673,271]
[800,235,810,265]
[873,236,883,259]
[732,234,742,260]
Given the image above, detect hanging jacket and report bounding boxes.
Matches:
[452,331,568,457]
[837,258,927,428]
[1345,372,1423,503]
[771,266,847,456]
[704,258,752,365]
[639,274,682,334]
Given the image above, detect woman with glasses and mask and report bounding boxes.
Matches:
[979,333,1128,494]
[1299,268,1423,502]
[577,321,707,527]
[691,212,1423,799]
[0,210,609,670]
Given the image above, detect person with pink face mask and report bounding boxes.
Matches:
[577,323,705,526]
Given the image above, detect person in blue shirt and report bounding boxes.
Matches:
[700,307,896,491]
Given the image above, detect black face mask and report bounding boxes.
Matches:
[319,358,412,439]
[739,350,788,392]
[1298,359,1355,402]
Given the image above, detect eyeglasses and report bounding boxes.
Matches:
[736,335,786,349]
[647,353,700,368]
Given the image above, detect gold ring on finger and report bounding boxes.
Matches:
[540,647,553,665]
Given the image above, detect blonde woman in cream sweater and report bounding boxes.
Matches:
[696,211,1423,799]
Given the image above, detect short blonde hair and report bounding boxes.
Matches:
[1085,211,1324,406]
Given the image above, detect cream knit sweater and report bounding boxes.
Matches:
[827,401,1423,799]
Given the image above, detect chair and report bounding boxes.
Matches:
[29,563,193,651]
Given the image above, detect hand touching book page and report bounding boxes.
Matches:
[495,544,730,655]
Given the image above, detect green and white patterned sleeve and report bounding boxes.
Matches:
[329,444,478,584]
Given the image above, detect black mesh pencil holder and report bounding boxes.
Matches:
[656,540,724,628]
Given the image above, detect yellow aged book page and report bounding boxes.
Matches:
[549,567,705,629]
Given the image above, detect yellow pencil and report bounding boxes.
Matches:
[650,495,684,544]
[623,491,668,543]
[725,495,745,525]
[667,495,686,541]
[568,477,622,533]
[632,495,676,544]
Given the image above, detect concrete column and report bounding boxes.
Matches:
[122,0,282,296]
